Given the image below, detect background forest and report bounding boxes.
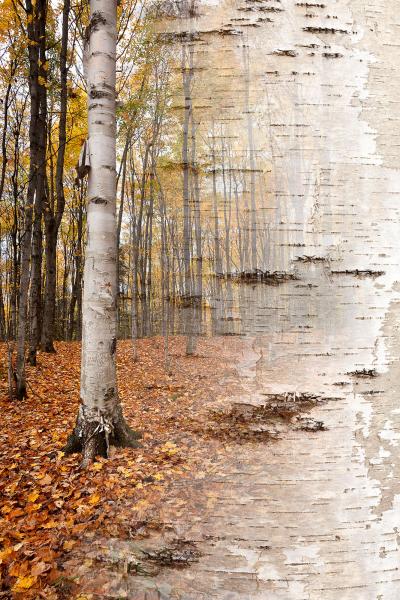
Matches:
[0,0,263,401]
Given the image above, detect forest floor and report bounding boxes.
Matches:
[0,336,245,599]
[2,321,399,600]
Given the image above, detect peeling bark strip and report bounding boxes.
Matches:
[65,0,139,465]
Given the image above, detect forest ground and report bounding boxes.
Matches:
[3,321,397,600]
[0,337,245,599]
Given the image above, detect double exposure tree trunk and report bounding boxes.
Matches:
[243,44,257,272]
[64,0,140,465]
[181,42,195,355]
[211,121,222,276]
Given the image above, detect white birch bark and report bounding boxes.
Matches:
[65,0,140,464]
[82,0,118,415]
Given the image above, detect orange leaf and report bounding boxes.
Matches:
[31,561,48,577]
[12,575,37,590]
[0,548,14,564]
[88,493,100,505]
[41,520,58,529]
[63,539,76,551]
[8,508,24,519]
[91,462,103,472]
[39,474,52,486]
[27,491,39,503]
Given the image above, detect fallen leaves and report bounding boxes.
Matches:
[37,474,52,486]
[27,491,40,503]
[12,575,37,590]
[88,493,100,506]
[0,336,240,598]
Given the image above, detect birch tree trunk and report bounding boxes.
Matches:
[64,0,140,465]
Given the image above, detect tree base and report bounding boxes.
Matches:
[42,340,56,353]
[15,375,27,401]
[64,404,142,467]
[186,335,197,356]
[27,349,37,367]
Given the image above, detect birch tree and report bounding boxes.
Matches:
[64,0,140,465]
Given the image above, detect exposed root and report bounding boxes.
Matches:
[87,537,201,581]
[63,431,82,454]
[64,404,142,466]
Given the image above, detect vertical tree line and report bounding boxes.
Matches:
[0,0,265,407]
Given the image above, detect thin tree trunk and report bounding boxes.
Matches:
[15,0,46,398]
[28,0,48,366]
[211,121,222,276]
[191,114,202,343]
[131,145,149,352]
[0,226,6,340]
[116,140,128,335]
[181,43,195,355]
[42,0,71,352]
[0,62,15,203]
[68,182,84,340]
[243,44,257,272]
[10,127,21,341]
[233,172,244,272]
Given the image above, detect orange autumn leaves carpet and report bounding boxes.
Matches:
[0,337,238,599]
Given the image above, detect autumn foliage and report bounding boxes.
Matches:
[0,337,238,598]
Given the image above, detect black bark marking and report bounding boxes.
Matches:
[91,196,107,205]
[323,52,343,58]
[303,26,349,34]
[104,387,115,403]
[90,89,113,100]
[296,2,326,7]
[273,49,298,57]
[90,11,107,32]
